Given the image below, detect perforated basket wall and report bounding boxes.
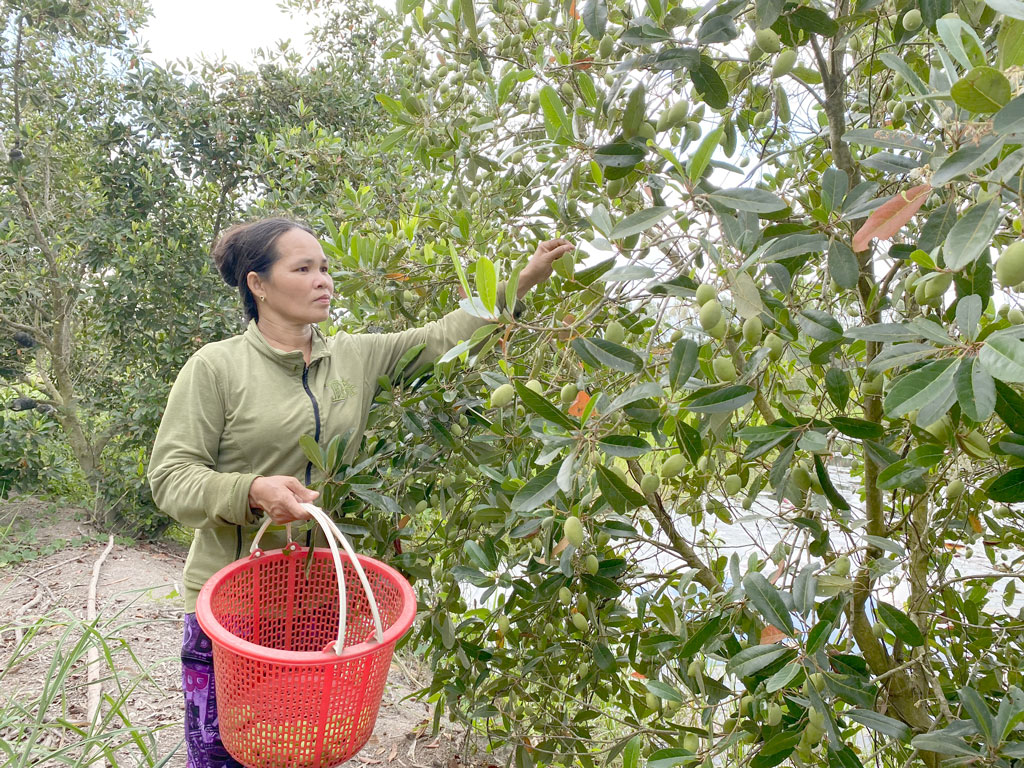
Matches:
[198,548,413,768]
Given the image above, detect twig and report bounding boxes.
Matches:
[86,535,114,763]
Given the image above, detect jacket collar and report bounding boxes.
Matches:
[244,319,330,370]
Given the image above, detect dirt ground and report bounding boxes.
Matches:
[0,498,498,768]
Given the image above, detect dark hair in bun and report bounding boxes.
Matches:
[211,218,314,321]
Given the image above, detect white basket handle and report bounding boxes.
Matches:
[249,518,294,553]
[300,503,385,654]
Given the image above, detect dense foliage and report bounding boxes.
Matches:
[4,0,1024,765]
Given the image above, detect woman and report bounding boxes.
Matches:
[148,217,573,767]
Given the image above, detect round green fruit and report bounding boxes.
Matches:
[765,333,784,361]
[767,702,783,726]
[683,733,699,752]
[755,27,781,53]
[646,691,661,710]
[871,621,886,638]
[598,34,614,58]
[903,8,922,30]
[558,586,573,605]
[707,318,728,340]
[525,378,544,394]
[791,466,813,492]
[861,375,883,396]
[641,472,660,494]
[564,515,585,547]
[713,356,737,382]
[695,283,717,305]
[724,474,743,495]
[490,383,515,408]
[742,316,763,345]
[699,300,723,331]
[560,383,579,404]
[415,499,429,513]
[772,48,797,77]
[831,555,851,577]
[947,478,965,498]
[1009,308,1024,325]
[572,612,589,632]
[605,319,626,344]
[661,453,686,478]
[585,554,600,575]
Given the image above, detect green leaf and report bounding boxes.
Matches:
[593,642,616,671]
[726,645,794,677]
[475,255,497,314]
[299,434,325,471]
[984,0,1024,22]
[987,467,1024,501]
[622,736,641,768]
[956,295,983,341]
[752,732,800,768]
[814,454,851,511]
[608,206,671,240]
[956,356,996,422]
[593,142,645,168]
[821,167,849,213]
[571,337,644,373]
[830,417,885,439]
[597,435,652,458]
[539,85,571,140]
[582,0,607,38]
[995,380,1024,432]
[876,602,925,647]
[669,339,699,390]
[765,661,802,693]
[706,188,788,213]
[883,359,958,420]
[731,270,764,319]
[459,0,478,39]
[645,679,683,703]
[689,56,729,109]
[931,134,1005,186]
[510,464,561,512]
[981,336,1024,383]
[514,381,578,431]
[756,0,785,27]
[742,572,794,636]
[687,124,724,181]
[959,686,994,742]
[648,749,691,768]
[684,385,756,414]
[606,381,664,414]
[841,128,932,153]
[825,367,851,409]
[680,615,723,657]
[879,53,930,96]
[799,309,844,343]
[943,196,1001,271]
[828,241,860,290]
[994,91,1024,134]
[594,464,647,513]
[952,66,1012,113]
[877,459,928,492]
[910,732,981,757]
[844,709,910,740]
[464,540,493,570]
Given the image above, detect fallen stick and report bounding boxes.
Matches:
[86,536,115,735]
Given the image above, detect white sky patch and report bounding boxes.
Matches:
[139,0,314,67]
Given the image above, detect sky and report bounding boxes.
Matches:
[140,0,318,68]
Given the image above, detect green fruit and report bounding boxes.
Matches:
[415,500,429,513]
[713,357,737,382]
[861,375,883,395]
[808,708,825,729]
[755,27,781,53]
[893,101,907,121]
[871,621,886,638]
[577,593,590,612]
[724,474,743,495]
[772,48,797,77]
[585,554,600,575]
[605,319,626,344]
[903,8,922,30]
[687,659,701,677]
[962,430,992,459]
[997,242,1024,287]
[622,83,646,139]
[740,695,754,716]
[723,716,738,732]
[572,612,589,632]
[809,672,825,691]
[637,121,656,141]
[707,318,727,340]
[668,100,689,126]
[525,378,544,394]
[559,586,573,605]
[923,272,953,302]
[599,34,615,58]
[767,702,783,726]
[564,515,585,547]
[699,299,723,330]
[695,283,717,305]
[1009,308,1024,325]
[490,383,515,408]
[791,466,813,492]
[661,453,686,478]
[560,383,579,404]
[646,691,661,710]
[683,732,699,751]
[840,443,851,457]
[641,472,660,494]
[497,614,511,634]
[742,316,763,345]
[947,478,965,498]
[765,333,784,361]
[831,555,851,577]
[924,416,953,443]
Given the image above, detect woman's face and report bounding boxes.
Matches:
[248,228,334,326]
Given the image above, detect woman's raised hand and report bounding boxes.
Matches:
[517,238,575,298]
[248,475,319,524]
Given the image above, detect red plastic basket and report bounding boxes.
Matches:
[196,504,416,768]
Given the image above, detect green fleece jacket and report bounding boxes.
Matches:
[149,304,511,612]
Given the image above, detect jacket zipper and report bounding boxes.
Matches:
[302,364,321,548]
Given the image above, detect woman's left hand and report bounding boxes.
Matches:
[517,238,575,299]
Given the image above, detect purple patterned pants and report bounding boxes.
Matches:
[182,613,243,768]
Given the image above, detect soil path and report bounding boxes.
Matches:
[0,499,484,768]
